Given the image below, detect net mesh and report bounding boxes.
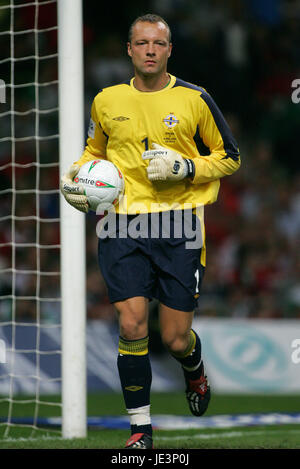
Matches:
[0,0,61,438]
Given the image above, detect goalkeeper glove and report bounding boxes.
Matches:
[60,164,89,213]
[142,143,195,182]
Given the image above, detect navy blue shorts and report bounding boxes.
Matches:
[97,210,205,312]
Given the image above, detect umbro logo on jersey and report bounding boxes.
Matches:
[112,116,130,121]
[163,113,179,129]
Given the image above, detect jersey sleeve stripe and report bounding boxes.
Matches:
[193,125,210,156]
[173,77,204,92]
[199,92,240,162]
[174,78,240,162]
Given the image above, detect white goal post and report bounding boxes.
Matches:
[0,0,86,440]
[57,0,87,439]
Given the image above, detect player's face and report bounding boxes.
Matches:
[127,21,172,77]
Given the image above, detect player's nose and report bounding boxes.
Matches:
[146,44,156,56]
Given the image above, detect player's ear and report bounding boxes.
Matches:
[127,42,132,58]
[168,42,172,58]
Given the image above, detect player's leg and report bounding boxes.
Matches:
[159,303,202,379]
[151,209,210,415]
[116,296,149,340]
[159,303,210,416]
[98,215,156,448]
[159,303,194,356]
[115,296,153,448]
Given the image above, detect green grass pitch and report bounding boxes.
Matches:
[0,393,299,449]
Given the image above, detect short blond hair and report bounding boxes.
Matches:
[128,14,171,43]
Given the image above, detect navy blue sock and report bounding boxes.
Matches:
[117,336,152,437]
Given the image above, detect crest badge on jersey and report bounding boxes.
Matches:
[163,113,179,129]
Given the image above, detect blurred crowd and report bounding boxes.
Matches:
[0,0,299,323]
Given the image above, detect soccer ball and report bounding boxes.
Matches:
[73,159,124,212]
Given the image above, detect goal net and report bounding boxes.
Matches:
[0,0,86,439]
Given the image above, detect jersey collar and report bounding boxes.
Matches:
[129,74,176,94]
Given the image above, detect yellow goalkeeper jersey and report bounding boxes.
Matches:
[75,73,240,215]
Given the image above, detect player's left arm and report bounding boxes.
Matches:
[190,91,241,184]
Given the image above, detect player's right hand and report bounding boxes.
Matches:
[60,164,89,213]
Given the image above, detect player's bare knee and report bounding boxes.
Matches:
[116,303,148,340]
[119,319,147,340]
[161,332,189,355]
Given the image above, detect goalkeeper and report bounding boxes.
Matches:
[60,14,241,449]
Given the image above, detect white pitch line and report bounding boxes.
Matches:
[158,428,300,441]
